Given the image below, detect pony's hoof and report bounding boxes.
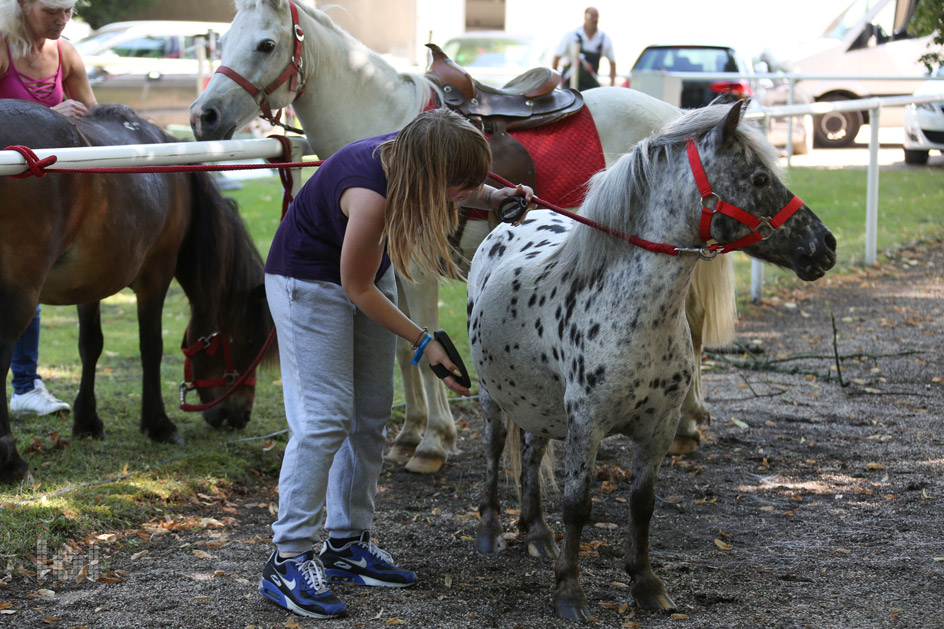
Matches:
[553,598,590,621]
[668,434,700,455]
[527,538,560,561]
[147,427,184,445]
[0,437,30,484]
[405,453,445,474]
[386,443,416,464]
[633,590,676,611]
[73,424,106,440]
[474,532,506,553]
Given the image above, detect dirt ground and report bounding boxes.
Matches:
[3,238,943,629]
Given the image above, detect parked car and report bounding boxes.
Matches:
[440,31,552,88]
[630,44,814,155]
[902,66,944,165]
[773,0,935,148]
[75,20,230,127]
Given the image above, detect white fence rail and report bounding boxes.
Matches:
[2,78,942,302]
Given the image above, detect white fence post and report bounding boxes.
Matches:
[865,105,881,266]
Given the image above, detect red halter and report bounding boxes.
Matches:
[214,0,306,129]
[179,331,261,412]
[686,137,803,256]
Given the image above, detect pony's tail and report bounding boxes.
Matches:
[690,255,737,347]
[503,416,558,499]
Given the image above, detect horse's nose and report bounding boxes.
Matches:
[190,105,220,140]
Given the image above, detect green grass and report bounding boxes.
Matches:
[2,164,942,566]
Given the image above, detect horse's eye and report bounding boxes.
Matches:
[751,173,769,188]
[257,39,276,53]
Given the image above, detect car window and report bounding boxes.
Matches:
[633,48,740,74]
[110,35,176,59]
[443,38,536,68]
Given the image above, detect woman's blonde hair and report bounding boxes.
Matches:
[0,0,78,60]
[379,108,491,282]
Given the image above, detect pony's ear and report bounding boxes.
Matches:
[707,99,744,147]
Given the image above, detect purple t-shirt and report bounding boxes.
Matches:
[265,132,395,284]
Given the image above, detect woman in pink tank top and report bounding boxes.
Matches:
[0,0,95,116]
[0,0,96,416]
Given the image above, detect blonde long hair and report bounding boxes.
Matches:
[379,108,491,281]
[0,0,78,60]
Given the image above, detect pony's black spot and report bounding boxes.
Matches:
[537,223,567,234]
[587,323,600,341]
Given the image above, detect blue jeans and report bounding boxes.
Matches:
[11,306,41,395]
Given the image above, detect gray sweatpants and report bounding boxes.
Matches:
[265,270,397,554]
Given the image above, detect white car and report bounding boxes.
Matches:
[902,67,944,165]
[440,32,552,88]
[74,20,230,127]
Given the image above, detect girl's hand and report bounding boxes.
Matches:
[491,184,535,226]
[424,340,471,396]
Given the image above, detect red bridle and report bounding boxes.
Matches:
[214,0,306,130]
[178,331,270,412]
[686,137,804,256]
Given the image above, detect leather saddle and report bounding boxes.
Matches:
[425,43,585,197]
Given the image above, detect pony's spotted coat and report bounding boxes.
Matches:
[468,102,836,619]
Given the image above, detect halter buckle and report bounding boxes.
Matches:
[294,24,305,42]
[674,246,720,260]
[701,192,720,211]
[178,382,190,405]
[755,217,775,241]
[223,371,239,386]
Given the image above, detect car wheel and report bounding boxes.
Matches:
[903,148,929,165]
[813,95,862,148]
[793,114,814,155]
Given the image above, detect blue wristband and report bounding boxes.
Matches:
[411,333,433,365]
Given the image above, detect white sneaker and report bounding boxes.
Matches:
[10,379,71,416]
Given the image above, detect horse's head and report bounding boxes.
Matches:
[690,102,837,280]
[180,284,276,430]
[191,0,305,140]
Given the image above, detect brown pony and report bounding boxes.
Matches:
[0,101,274,483]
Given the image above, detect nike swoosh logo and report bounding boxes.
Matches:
[272,574,296,589]
[349,557,369,569]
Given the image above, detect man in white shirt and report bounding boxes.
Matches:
[552,6,616,90]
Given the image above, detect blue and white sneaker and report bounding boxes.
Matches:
[320,532,417,587]
[259,549,348,618]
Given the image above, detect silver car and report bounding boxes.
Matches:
[902,67,944,165]
[75,20,230,128]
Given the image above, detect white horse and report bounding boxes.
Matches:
[189,0,735,473]
[468,101,837,619]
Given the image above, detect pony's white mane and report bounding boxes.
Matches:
[556,104,779,280]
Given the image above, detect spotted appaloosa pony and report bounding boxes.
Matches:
[189,0,735,472]
[467,102,837,619]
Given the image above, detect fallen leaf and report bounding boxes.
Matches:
[729,417,749,429]
[866,462,887,470]
[671,613,690,619]
[192,550,215,560]
[131,551,149,561]
[0,603,12,610]
[385,619,407,626]
[714,539,733,551]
